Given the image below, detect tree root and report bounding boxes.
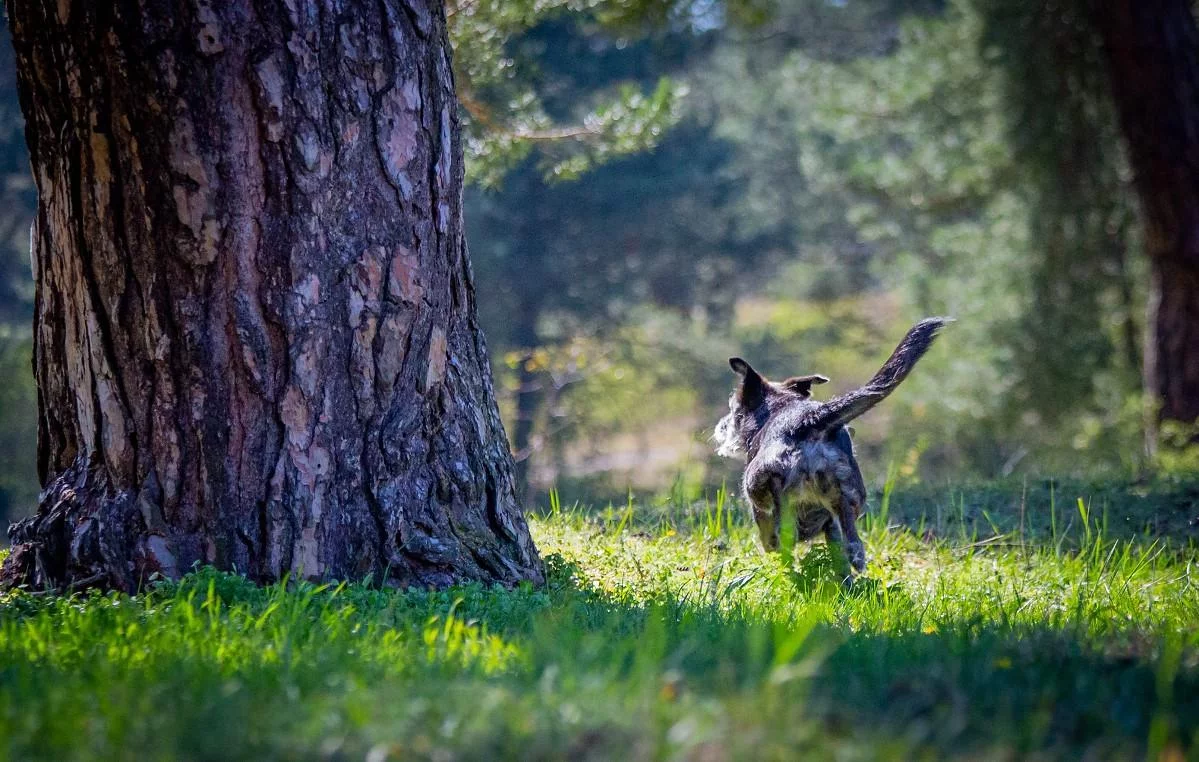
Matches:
[0,455,147,593]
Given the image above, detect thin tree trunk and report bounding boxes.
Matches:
[510,299,541,499]
[0,21,34,326]
[1094,0,1199,429]
[1,0,543,591]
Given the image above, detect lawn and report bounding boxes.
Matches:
[1,478,1197,760]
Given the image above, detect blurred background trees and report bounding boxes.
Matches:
[0,22,37,526]
[2,0,1197,522]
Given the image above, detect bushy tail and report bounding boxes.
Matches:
[813,317,951,430]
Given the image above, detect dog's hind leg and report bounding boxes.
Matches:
[832,427,868,521]
[747,474,783,552]
[822,515,843,544]
[834,492,867,573]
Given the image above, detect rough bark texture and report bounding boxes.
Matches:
[1094,0,1199,427]
[1,0,543,591]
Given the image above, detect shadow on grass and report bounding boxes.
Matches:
[875,476,1199,550]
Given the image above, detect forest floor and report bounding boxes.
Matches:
[1,477,1197,760]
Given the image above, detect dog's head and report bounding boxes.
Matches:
[712,357,828,459]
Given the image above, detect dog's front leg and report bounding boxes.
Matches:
[835,494,867,573]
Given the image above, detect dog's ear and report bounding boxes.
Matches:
[780,374,829,398]
[729,357,767,408]
[729,357,754,377]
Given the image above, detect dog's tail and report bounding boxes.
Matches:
[812,317,950,430]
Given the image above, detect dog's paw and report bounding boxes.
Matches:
[847,543,866,573]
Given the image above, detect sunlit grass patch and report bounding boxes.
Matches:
[532,483,1196,642]
[2,573,521,677]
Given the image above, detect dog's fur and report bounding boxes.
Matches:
[713,318,949,574]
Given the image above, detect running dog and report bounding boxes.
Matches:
[713,318,949,574]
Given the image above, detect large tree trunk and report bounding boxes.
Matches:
[1094,0,1199,429]
[0,0,543,591]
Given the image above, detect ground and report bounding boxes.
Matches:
[0,478,1197,760]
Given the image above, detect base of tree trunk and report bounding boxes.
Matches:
[1,455,147,592]
[1,450,547,593]
[1150,257,1199,430]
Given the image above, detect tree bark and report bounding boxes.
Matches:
[1,0,543,591]
[1093,0,1199,428]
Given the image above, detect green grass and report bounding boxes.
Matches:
[1,480,1197,760]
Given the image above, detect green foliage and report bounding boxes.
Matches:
[682,0,1149,481]
[450,0,785,185]
[1156,421,1199,475]
[1,481,1196,759]
[469,119,747,347]
[545,320,700,436]
[450,0,696,186]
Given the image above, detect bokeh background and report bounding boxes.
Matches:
[0,1,1190,525]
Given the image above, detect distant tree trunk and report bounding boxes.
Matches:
[0,0,543,591]
[0,21,35,325]
[510,299,542,499]
[1094,0,1199,430]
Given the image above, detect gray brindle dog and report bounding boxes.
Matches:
[713,318,949,574]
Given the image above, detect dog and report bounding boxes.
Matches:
[713,318,949,574]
